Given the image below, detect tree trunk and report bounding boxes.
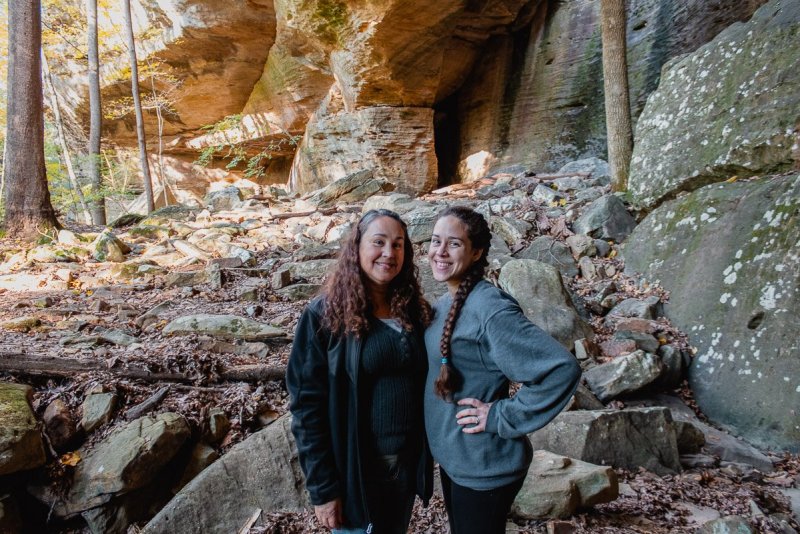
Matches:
[86,0,106,224]
[123,0,154,214]
[42,51,92,223]
[600,0,633,193]
[3,0,60,239]
[149,71,170,207]
[0,128,7,205]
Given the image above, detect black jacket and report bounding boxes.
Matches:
[286,297,433,529]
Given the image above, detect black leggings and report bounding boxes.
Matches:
[440,468,525,534]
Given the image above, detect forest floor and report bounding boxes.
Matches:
[1,189,798,533]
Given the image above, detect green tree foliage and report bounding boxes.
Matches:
[195,115,301,180]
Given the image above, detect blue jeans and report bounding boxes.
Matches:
[334,454,416,534]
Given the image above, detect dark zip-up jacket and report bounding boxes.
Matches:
[286,297,433,530]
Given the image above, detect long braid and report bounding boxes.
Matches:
[432,206,492,401]
[434,263,485,400]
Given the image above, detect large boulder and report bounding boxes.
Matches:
[91,231,131,263]
[628,0,800,209]
[628,395,774,472]
[512,450,618,519]
[572,195,636,243]
[162,314,285,341]
[30,413,190,517]
[528,408,682,476]
[204,186,243,212]
[404,206,440,244]
[0,382,46,476]
[144,415,307,533]
[584,350,664,402]
[498,259,593,350]
[624,174,799,452]
[305,169,394,207]
[514,236,578,277]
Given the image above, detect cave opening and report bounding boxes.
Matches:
[433,90,461,189]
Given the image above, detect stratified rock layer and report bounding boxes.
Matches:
[624,174,799,452]
[628,0,800,209]
[290,103,437,194]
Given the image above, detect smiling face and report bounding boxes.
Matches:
[358,216,406,290]
[429,215,484,294]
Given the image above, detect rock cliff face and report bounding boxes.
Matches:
[627,0,800,210]
[623,0,800,452]
[53,0,766,197]
[449,0,770,180]
[624,174,800,452]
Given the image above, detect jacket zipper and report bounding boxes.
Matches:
[350,336,372,531]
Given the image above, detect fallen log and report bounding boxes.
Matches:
[525,172,592,181]
[0,352,286,383]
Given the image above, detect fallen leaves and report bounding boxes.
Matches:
[59,451,81,467]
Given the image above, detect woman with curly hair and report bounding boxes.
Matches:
[287,209,433,533]
[425,206,581,534]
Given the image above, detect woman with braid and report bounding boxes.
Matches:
[287,209,433,533]
[425,206,581,534]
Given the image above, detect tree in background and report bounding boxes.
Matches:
[4,0,60,238]
[42,50,92,222]
[86,0,105,224]
[122,0,154,213]
[600,0,633,193]
[0,0,9,207]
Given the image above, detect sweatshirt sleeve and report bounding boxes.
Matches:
[285,303,341,505]
[480,301,581,439]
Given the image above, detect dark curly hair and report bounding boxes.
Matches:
[321,209,432,337]
[433,206,492,401]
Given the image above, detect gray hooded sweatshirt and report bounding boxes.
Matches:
[424,280,581,490]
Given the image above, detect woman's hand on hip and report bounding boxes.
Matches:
[456,398,493,434]
[314,498,343,529]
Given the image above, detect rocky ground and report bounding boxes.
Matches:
[1,160,798,533]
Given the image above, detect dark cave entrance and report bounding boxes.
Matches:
[433,91,461,188]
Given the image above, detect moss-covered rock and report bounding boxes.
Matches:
[92,231,131,263]
[29,413,190,517]
[127,225,172,240]
[0,382,46,476]
[109,213,146,228]
[629,0,800,209]
[0,316,42,332]
[27,245,84,264]
[140,205,197,227]
[623,173,799,451]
